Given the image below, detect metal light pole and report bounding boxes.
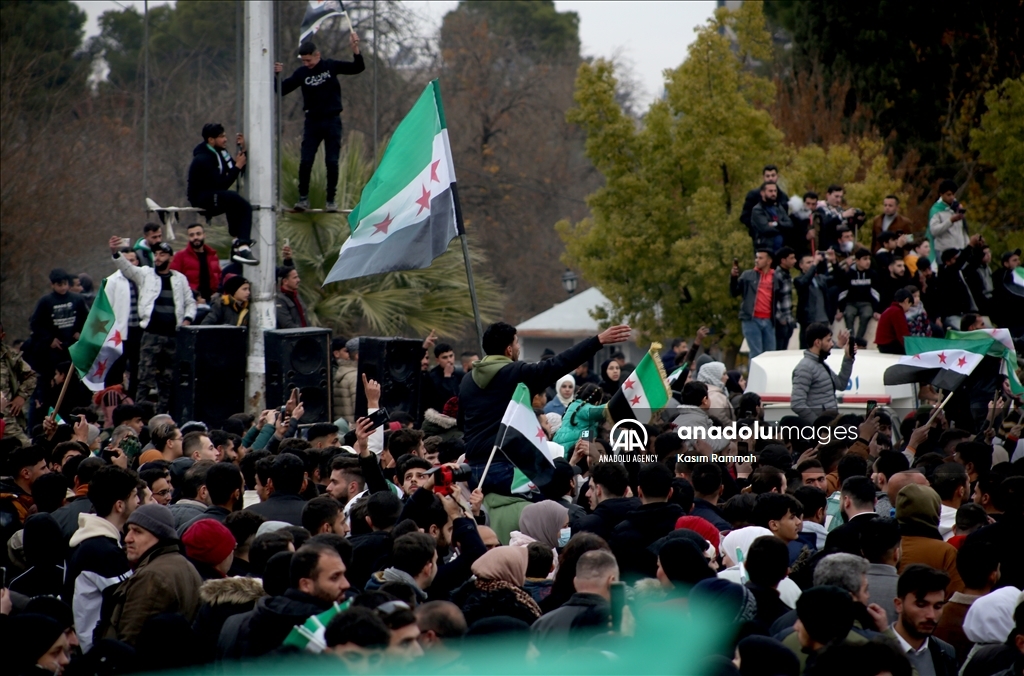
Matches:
[244,1,277,412]
[142,0,149,201]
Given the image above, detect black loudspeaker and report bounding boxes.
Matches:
[265,327,332,424]
[174,325,247,429]
[355,337,424,420]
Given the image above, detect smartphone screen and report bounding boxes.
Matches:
[365,407,390,431]
[610,581,625,632]
[866,400,877,413]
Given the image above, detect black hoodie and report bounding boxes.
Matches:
[217,588,332,659]
[607,502,686,580]
[280,55,365,117]
[187,143,240,202]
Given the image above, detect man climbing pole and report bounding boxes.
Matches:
[274,30,364,213]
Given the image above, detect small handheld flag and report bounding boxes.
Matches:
[298,0,351,47]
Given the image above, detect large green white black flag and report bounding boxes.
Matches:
[299,0,351,46]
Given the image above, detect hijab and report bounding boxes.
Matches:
[555,374,576,407]
[697,362,727,389]
[518,501,569,549]
[725,370,744,396]
[599,359,620,392]
[471,546,528,586]
[719,526,773,566]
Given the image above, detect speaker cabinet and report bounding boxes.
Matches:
[355,337,424,420]
[174,325,247,429]
[265,327,332,424]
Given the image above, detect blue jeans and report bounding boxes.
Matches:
[742,318,776,358]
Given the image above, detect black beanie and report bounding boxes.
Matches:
[223,275,249,298]
[6,613,65,672]
[796,585,855,644]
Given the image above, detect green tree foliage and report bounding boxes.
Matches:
[557,5,783,346]
[0,0,87,102]
[458,0,580,60]
[766,0,1024,161]
[207,132,503,338]
[971,77,1024,214]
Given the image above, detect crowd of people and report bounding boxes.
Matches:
[2,298,1023,675]
[731,168,1023,358]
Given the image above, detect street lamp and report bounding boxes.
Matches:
[561,269,578,296]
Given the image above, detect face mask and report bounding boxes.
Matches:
[557,527,571,548]
[841,240,854,253]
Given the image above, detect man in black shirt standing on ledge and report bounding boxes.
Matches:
[275,31,364,213]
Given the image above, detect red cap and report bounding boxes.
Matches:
[182,519,236,567]
[675,515,720,552]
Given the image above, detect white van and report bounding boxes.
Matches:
[745,349,919,421]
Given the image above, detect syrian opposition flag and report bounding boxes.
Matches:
[281,599,352,653]
[905,329,1023,395]
[1008,267,1024,298]
[68,275,131,392]
[884,349,985,390]
[495,384,556,489]
[298,0,350,46]
[324,81,460,284]
[608,348,671,424]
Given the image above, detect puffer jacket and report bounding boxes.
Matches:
[790,350,854,423]
[552,400,607,456]
[420,408,462,442]
[332,359,357,424]
[112,253,196,329]
[192,576,266,662]
[201,295,249,328]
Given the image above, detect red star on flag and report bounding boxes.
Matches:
[429,159,441,183]
[957,356,968,368]
[371,213,394,235]
[94,360,108,378]
[624,378,635,390]
[415,185,431,215]
[630,395,641,406]
[535,428,547,442]
[912,354,921,360]
[108,330,123,347]
[938,352,947,364]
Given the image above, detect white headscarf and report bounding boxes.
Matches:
[555,374,576,407]
[697,362,727,388]
[719,526,774,564]
[545,412,563,435]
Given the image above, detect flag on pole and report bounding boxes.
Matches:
[298,0,351,46]
[905,329,1023,395]
[495,384,556,489]
[281,599,352,653]
[68,275,132,392]
[883,349,985,390]
[324,80,459,284]
[608,347,671,424]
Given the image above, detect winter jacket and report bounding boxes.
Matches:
[452,578,539,627]
[730,268,773,322]
[483,493,532,545]
[460,336,603,465]
[332,359,357,424]
[66,513,132,653]
[1,343,37,445]
[244,492,306,526]
[690,498,732,532]
[865,563,899,625]
[0,477,33,566]
[530,592,609,655]
[187,142,240,202]
[430,515,488,602]
[991,267,1024,329]
[274,289,307,329]
[132,238,155,267]
[552,400,607,455]
[750,201,794,250]
[933,591,979,665]
[168,499,208,530]
[929,200,969,256]
[101,541,202,646]
[52,495,93,542]
[169,245,222,296]
[7,513,67,600]
[280,55,365,117]
[870,213,916,251]
[29,291,89,351]
[420,407,462,442]
[934,250,981,320]
[740,186,789,229]
[670,405,730,452]
[112,253,196,330]
[217,588,333,659]
[794,262,832,325]
[177,505,232,537]
[192,576,266,664]
[874,303,910,353]
[790,349,854,423]
[200,295,249,328]
[607,502,686,580]
[896,485,964,597]
[571,496,641,540]
[347,530,394,591]
[838,266,882,312]
[426,365,463,413]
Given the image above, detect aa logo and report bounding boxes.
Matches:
[610,419,648,453]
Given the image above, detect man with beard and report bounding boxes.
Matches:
[790,322,855,425]
[109,236,196,413]
[177,462,244,536]
[170,223,222,304]
[750,182,793,254]
[890,564,958,676]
